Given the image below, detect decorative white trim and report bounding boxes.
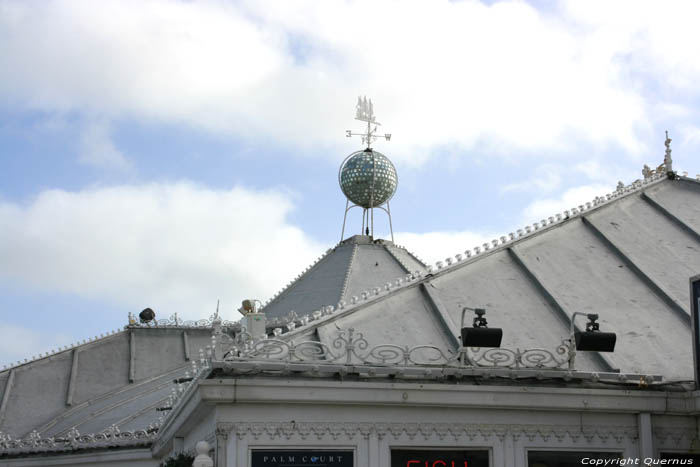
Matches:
[0,428,157,455]
[127,312,237,329]
[215,327,660,385]
[653,427,697,447]
[1,330,125,373]
[260,248,336,311]
[229,422,637,444]
[339,244,358,299]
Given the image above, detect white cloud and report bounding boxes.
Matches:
[2,0,697,162]
[395,229,498,266]
[0,324,73,368]
[521,183,612,222]
[79,122,132,170]
[0,182,325,320]
[501,164,563,194]
[679,124,700,146]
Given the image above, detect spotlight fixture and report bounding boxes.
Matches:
[238,299,263,316]
[139,308,156,324]
[572,313,616,352]
[460,307,503,348]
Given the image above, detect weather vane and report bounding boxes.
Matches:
[346,96,391,148]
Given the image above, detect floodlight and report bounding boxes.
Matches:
[460,307,503,348]
[572,313,616,352]
[139,308,156,323]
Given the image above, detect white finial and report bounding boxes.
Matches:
[193,441,214,467]
[664,130,673,173]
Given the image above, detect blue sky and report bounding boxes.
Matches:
[1,0,700,367]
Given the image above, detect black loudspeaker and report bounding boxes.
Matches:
[139,307,156,323]
[574,331,616,352]
[461,327,503,348]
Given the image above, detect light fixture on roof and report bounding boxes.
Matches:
[139,308,156,324]
[460,307,503,348]
[238,299,262,316]
[571,312,616,352]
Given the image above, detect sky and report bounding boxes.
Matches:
[1,0,700,368]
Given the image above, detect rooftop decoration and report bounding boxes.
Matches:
[210,325,658,385]
[664,130,673,173]
[0,427,157,456]
[339,149,397,209]
[340,97,397,241]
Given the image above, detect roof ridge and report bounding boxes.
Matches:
[259,247,335,311]
[1,322,217,381]
[385,244,415,273]
[339,244,358,300]
[679,171,700,182]
[423,171,671,277]
[396,244,428,267]
[259,240,424,320]
[1,329,126,374]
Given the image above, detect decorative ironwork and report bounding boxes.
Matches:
[221,328,571,371]
[0,428,157,455]
[127,312,239,329]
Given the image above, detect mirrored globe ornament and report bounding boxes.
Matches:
[339,149,398,208]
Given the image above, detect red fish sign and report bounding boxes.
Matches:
[391,450,489,467]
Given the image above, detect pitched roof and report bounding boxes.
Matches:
[2,171,699,456]
[256,174,700,383]
[0,327,213,439]
[259,235,425,320]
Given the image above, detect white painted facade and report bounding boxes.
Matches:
[151,379,700,466]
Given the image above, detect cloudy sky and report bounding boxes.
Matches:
[1,0,699,367]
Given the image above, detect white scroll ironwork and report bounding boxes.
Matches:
[221,328,571,370]
[0,428,157,455]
